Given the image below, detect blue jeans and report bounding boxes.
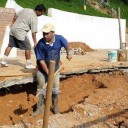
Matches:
[36,70,60,95]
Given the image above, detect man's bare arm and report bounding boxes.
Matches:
[10,13,17,27]
[32,32,37,47]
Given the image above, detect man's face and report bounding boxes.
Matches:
[36,10,44,16]
[43,31,54,43]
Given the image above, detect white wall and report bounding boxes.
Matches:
[0,26,17,58]
[0,0,23,58]
[48,8,126,49]
[5,0,22,12]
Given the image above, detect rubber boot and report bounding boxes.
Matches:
[52,94,59,114]
[31,94,44,117]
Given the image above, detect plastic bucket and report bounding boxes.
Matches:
[108,50,117,62]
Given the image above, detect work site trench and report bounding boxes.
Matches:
[0,70,128,128]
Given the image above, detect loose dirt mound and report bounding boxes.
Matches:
[68,42,94,52]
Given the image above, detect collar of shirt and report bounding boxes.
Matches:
[46,36,55,47]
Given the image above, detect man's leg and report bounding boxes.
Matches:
[4,46,12,56]
[31,71,46,116]
[36,70,47,94]
[31,94,44,117]
[25,50,35,69]
[25,49,31,64]
[1,46,12,67]
[52,73,60,114]
[25,49,31,60]
[24,36,35,69]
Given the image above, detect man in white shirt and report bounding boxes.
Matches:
[1,4,46,69]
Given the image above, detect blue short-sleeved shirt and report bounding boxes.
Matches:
[35,34,68,74]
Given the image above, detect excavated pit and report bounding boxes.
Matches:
[0,70,128,128]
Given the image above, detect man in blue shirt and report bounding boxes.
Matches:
[32,23,72,116]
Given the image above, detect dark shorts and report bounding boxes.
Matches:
[8,35,31,50]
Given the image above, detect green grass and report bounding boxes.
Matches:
[14,0,109,17]
[0,0,7,7]
[1,0,127,19]
[109,0,128,27]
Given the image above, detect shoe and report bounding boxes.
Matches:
[1,61,9,67]
[25,64,35,69]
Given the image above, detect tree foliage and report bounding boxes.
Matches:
[124,0,128,5]
[113,0,128,5]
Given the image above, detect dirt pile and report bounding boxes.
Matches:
[69,42,94,52]
[67,42,94,55]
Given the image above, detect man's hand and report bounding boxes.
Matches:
[34,43,37,49]
[67,53,72,61]
[32,32,37,48]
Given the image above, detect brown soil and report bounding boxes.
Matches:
[69,42,94,52]
[0,71,128,127]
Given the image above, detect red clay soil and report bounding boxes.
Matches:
[69,42,94,52]
[0,71,128,127]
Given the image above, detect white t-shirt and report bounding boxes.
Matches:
[10,9,38,41]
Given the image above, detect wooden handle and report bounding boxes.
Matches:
[43,61,55,128]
